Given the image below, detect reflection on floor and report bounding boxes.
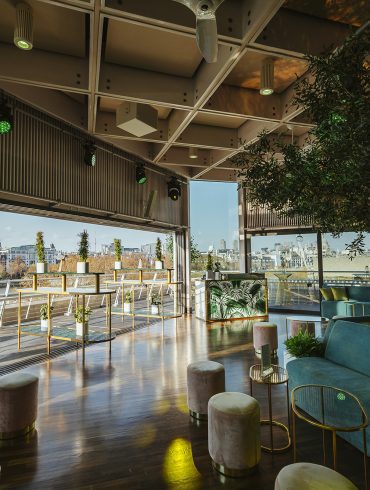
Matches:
[0,314,365,489]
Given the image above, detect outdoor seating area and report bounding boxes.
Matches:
[0,0,369,489]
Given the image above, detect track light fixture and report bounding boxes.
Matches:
[0,101,13,135]
[168,177,181,201]
[189,147,198,159]
[84,142,96,167]
[260,58,274,96]
[14,2,33,51]
[136,165,147,184]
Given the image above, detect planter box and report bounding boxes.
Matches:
[151,305,159,315]
[114,261,122,270]
[40,319,48,332]
[76,322,88,337]
[124,302,131,313]
[36,262,48,274]
[155,260,164,270]
[77,262,89,274]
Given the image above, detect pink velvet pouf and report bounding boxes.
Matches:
[0,372,39,439]
[253,322,278,355]
[187,360,225,420]
[208,392,261,477]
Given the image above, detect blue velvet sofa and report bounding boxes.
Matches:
[287,320,370,455]
[321,285,370,319]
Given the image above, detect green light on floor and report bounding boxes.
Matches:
[0,120,12,134]
[337,392,346,401]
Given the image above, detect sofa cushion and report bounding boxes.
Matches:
[331,287,348,301]
[320,287,334,301]
[325,321,370,376]
[287,356,370,455]
[323,315,370,343]
[347,285,370,302]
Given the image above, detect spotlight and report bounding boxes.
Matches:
[189,147,198,159]
[260,58,274,96]
[84,142,96,167]
[136,165,147,184]
[0,102,13,135]
[14,2,33,51]
[168,177,181,201]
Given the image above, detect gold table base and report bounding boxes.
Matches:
[212,461,258,478]
[261,419,291,453]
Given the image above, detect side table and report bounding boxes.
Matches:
[250,364,291,453]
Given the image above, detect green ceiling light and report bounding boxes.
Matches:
[84,142,96,167]
[14,2,33,51]
[260,58,274,96]
[136,165,147,184]
[0,103,13,135]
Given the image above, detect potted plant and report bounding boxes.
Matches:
[206,252,214,280]
[150,293,161,315]
[40,303,53,332]
[36,231,48,273]
[155,238,164,270]
[284,330,324,367]
[114,238,122,270]
[77,230,89,273]
[74,305,92,337]
[214,261,221,280]
[124,291,133,313]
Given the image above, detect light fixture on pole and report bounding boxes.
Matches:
[84,142,96,167]
[168,177,181,201]
[136,165,147,184]
[260,58,274,95]
[14,2,33,50]
[189,147,198,159]
[0,101,13,135]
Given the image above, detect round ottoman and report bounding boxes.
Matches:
[253,322,278,355]
[0,372,38,439]
[291,320,315,336]
[275,463,357,489]
[187,361,225,420]
[208,392,261,477]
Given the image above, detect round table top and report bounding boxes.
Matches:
[249,364,288,385]
[291,384,368,432]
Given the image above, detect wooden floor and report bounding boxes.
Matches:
[0,314,366,489]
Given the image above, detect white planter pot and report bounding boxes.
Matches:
[151,305,159,315]
[214,271,221,280]
[76,321,88,337]
[77,262,89,274]
[124,302,131,313]
[36,262,48,274]
[40,319,49,332]
[206,270,215,280]
[138,259,143,269]
[114,261,122,270]
[155,260,164,270]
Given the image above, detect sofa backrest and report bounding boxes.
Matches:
[325,320,370,376]
[347,286,370,302]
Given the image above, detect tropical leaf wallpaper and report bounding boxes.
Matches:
[208,280,267,320]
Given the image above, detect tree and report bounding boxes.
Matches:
[114,238,122,261]
[166,234,201,264]
[78,230,89,262]
[155,237,162,261]
[8,257,27,278]
[233,27,369,258]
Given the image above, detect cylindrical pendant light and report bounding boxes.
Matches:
[14,2,33,51]
[260,58,274,95]
[189,147,198,159]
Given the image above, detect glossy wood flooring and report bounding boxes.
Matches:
[0,315,366,489]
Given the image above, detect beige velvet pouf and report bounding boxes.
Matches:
[0,372,39,439]
[187,360,225,420]
[291,320,316,337]
[253,322,278,355]
[275,463,357,490]
[208,392,261,477]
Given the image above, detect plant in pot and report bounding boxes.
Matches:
[284,330,325,366]
[155,238,164,270]
[124,291,133,313]
[150,293,161,315]
[74,305,92,337]
[214,261,221,280]
[40,303,53,332]
[77,230,89,273]
[36,231,48,273]
[206,253,214,280]
[114,238,122,270]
